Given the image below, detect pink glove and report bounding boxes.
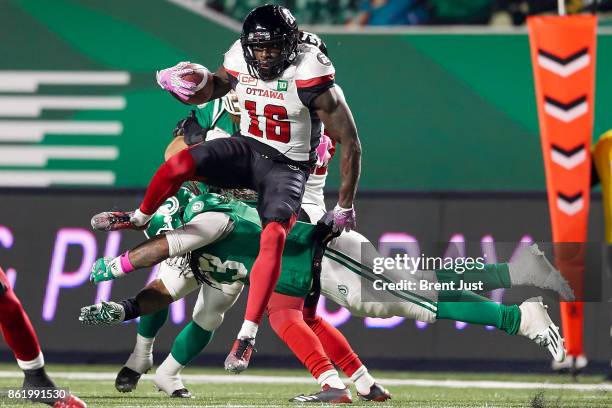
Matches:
[332,204,356,233]
[156,62,197,101]
[315,134,333,168]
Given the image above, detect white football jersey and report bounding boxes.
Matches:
[223,40,335,163]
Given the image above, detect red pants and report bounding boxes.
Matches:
[266,292,334,380]
[0,267,41,363]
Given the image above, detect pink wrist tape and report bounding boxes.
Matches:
[119,251,135,274]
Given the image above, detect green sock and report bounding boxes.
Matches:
[170,321,214,366]
[436,290,521,335]
[137,308,169,338]
[435,263,512,291]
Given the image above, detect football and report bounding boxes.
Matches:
[171,63,214,105]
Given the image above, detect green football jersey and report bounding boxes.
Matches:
[184,193,316,298]
[195,99,239,136]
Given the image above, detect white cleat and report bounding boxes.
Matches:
[153,354,192,398]
[518,296,565,362]
[153,370,191,398]
[551,354,588,373]
[511,244,575,301]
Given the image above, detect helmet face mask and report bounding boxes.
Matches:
[240,5,298,81]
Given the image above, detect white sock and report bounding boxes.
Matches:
[350,365,375,395]
[131,209,153,227]
[157,353,184,377]
[317,369,345,389]
[154,354,185,395]
[237,320,258,339]
[134,334,155,355]
[17,352,44,370]
[125,334,155,373]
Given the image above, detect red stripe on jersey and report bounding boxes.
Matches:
[296,74,335,89]
[225,68,240,78]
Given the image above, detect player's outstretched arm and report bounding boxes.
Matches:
[90,235,171,283]
[313,87,361,229]
[90,212,233,283]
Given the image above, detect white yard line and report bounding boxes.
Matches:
[0,371,609,392]
[0,170,115,186]
[0,71,129,93]
[0,146,118,166]
[0,96,126,117]
[0,120,122,142]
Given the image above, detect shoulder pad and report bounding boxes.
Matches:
[144,184,203,237]
[223,40,247,77]
[294,43,335,83]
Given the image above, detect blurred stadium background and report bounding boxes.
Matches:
[0,0,611,406]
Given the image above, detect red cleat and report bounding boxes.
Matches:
[91,211,145,231]
[358,383,392,402]
[224,337,255,373]
[53,394,87,408]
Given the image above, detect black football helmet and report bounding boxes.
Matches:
[299,31,328,57]
[240,4,299,81]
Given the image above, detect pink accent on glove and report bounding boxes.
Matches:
[119,251,135,274]
[332,204,356,233]
[156,61,197,102]
[315,134,333,168]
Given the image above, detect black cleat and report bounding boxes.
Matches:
[290,385,352,403]
[358,383,392,402]
[224,337,256,373]
[115,366,143,393]
[170,388,193,398]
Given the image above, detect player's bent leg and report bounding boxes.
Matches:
[224,149,307,370]
[0,280,42,369]
[115,309,168,393]
[0,269,87,407]
[437,291,564,361]
[155,282,242,397]
[91,150,197,231]
[227,220,292,372]
[92,138,250,232]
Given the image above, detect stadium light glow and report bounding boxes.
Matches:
[95,231,121,303]
[43,228,97,321]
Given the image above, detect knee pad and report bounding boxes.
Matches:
[192,304,224,332]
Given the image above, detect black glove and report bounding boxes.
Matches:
[172,110,208,145]
[313,211,341,247]
[0,279,7,297]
